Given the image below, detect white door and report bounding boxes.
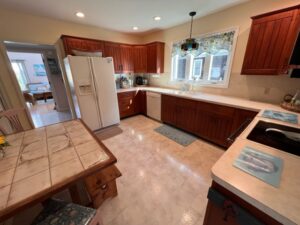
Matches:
[90,57,120,127]
[66,56,101,130]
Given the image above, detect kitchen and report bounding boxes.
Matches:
[0,0,300,225]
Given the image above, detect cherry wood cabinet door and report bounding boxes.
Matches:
[242,6,300,75]
[136,91,147,115]
[161,95,177,126]
[175,98,197,133]
[195,102,235,148]
[117,91,136,118]
[133,46,147,73]
[146,42,165,73]
[61,35,105,56]
[104,42,122,73]
[120,45,134,73]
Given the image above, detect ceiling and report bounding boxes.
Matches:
[0,0,249,34]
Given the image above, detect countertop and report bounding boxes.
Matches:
[117,87,288,112]
[0,120,116,220]
[118,86,300,224]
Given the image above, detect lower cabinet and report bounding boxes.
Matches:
[161,94,257,148]
[203,182,282,225]
[117,90,147,119]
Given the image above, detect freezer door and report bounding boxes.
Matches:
[65,56,101,131]
[90,57,120,127]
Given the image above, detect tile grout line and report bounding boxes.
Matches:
[62,121,85,169]
[44,125,52,186]
[5,132,25,207]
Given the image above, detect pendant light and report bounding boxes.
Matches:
[181,11,199,52]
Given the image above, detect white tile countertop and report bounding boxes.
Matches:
[118,86,300,224]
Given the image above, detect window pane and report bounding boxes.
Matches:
[177,58,186,80]
[209,55,228,81]
[192,58,204,79]
[11,61,28,91]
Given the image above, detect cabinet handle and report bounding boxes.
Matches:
[223,200,238,221]
[227,118,252,144]
[101,184,108,190]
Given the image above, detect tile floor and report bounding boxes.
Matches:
[98,115,224,225]
[2,115,224,225]
[27,99,72,128]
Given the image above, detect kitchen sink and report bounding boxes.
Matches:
[247,120,300,156]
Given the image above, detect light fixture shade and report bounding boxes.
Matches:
[181,11,199,53]
[181,38,199,51]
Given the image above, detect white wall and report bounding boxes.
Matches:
[7,52,49,84]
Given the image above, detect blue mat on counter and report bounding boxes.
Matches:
[233,146,283,187]
[262,110,298,124]
[154,125,196,146]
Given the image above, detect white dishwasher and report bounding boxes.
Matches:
[146,92,161,121]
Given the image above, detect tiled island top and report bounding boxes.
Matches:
[0,120,116,220]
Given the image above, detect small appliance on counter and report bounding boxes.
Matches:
[135,76,148,86]
[281,90,300,113]
[120,76,130,89]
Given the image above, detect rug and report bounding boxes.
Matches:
[154,125,196,146]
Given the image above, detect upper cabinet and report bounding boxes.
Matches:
[104,42,122,73]
[61,35,104,56]
[120,45,134,73]
[133,45,147,73]
[61,35,165,74]
[146,42,165,74]
[241,5,300,75]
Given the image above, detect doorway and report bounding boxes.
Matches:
[5,42,72,128]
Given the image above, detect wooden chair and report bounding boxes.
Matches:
[0,108,25,134]
[31,199,103,225]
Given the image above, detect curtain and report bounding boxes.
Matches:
[172,30,236,57]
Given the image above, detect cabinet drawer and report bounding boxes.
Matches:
[84,165,121,195]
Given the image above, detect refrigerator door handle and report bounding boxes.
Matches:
[88,58,103,128]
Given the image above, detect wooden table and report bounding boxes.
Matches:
[0,120,119,221]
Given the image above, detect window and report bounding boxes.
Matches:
[171,28,238,88]
[11,60,29,91]
[192,57,205,79]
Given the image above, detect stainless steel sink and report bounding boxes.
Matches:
[247,120,300,156]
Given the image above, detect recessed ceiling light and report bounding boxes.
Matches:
[133,26,139,30]
[76,12,85,18]
[153,16,161,21]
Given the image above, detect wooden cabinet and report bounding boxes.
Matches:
[203,182,282,225]
[146,42,165,73]
[84,165,121,208]
[117,91,136,118]
[61,35,105,56]
[120,45,134,73]
[161,94,257,148]
[161,95,177,126]
[136,90,147,115]
[61,35,165,74]
[175,98,198,133]
[117,91,146,119]
[242,5,300,75]
[195,102,235,147]
[133,45,147,73]
[104,42,122,73]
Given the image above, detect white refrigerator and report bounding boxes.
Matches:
[64,55,120,131]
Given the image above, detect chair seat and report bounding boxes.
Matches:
[31,199,96,225]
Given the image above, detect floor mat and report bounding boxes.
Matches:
[154,124,196,146]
